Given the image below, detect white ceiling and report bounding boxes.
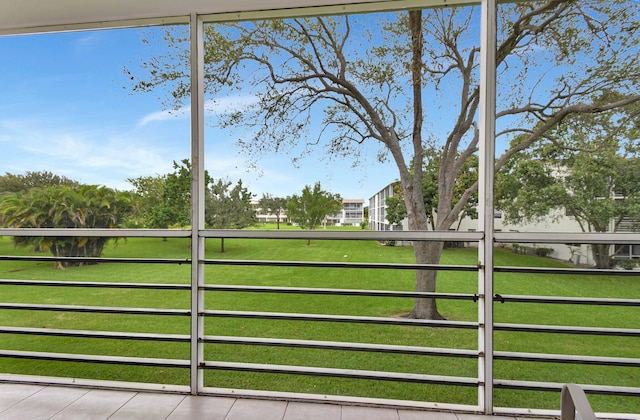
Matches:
[0,0,433,35]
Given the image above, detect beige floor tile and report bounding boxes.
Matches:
[166,394,236,420]
[283,401,342,420]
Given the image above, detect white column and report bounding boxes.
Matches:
[190,12,206,394]
[478,0,497,413]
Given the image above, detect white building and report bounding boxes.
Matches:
[253,198,364,227]
[368,182,639,266]
[328,199,365,226]
[369,182,402,231]
[251,201,289,224]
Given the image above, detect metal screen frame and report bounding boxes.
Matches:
[1,1,639,418]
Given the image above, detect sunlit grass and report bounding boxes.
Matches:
[0,233,638,412]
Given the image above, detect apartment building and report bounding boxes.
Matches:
[368,182,639,266]
[327,199,365,226]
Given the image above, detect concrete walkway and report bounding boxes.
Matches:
[0,383,552,420]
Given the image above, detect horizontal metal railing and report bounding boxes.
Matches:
[203,258,479,271]
[200,360,479,387]
[0,256,191,265]
[490,239,640,405]
[202,335,478,358]
[1,228,639,416]
[0,279,191,290]
[0,326,189,342]
[202,309,477,329]
[0,350,189,369]
[0,303,189,316]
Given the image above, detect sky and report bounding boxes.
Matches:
[2,6,628,203]
[0,24,401,201]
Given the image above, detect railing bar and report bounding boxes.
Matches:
[0,326,190,342]
[202,310,478,329]
[3,229,638,244]
[202,285,477,300]
[0,375,191,395]
[0,303,190,316]
[494,294,640,307]
[0,256,191,265]
[495,351,640,367]
[0,228,191,238]
[202,335,478,358]
[494,379,640,396]
[495,323,640,337]
[0,279,190,290]
[496,266,640,277]
[200,229,484,241]
[203,259,478,272]
[201,361,479,386]
[8,229,637,244]
[0,350,190,368]
[495,231,640,245]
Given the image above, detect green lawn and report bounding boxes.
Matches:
[0,231,638,413]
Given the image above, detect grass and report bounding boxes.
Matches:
[0,229,638,413]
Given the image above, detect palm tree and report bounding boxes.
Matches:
[0,185,137,267]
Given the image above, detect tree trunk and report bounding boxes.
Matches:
[591,243,611,268]
[220,238,225,253]
[410,241,446,319]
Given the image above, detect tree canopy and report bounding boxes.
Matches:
[206,178,256,252]
[497,104,640,268]
[130,1,640,318]
[0,184,136,268]
[258,193,289,229]
[129,159,256,249]
[128,159,212,229]
[385,183,407,231]
[0,171,79,195]
[286,182,342,244]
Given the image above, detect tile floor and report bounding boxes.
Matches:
[0,383,552,420]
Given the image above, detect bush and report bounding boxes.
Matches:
[535,247,554,257]
[620,259,637,270]
[512,244,554,258]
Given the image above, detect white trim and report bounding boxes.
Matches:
[189,12,206,394]
[477,0,497,413]
[0,0,477,35]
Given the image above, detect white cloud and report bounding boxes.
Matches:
[137,107,190,126]
[137,94,258,126]
[0,117,181,188]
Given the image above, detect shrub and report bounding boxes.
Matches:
[535,247,554,257]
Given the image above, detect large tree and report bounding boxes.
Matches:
[0,171,78,195]
[128,159,212,229]
[287,182,342,244]
[0,184,136,268]
[131,1,639,318]
[206,178,256,252]
[258,193,289,229]
[497,105,640,269]
[127,174,171,229]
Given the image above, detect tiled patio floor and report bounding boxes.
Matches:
[0,382,553,420]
